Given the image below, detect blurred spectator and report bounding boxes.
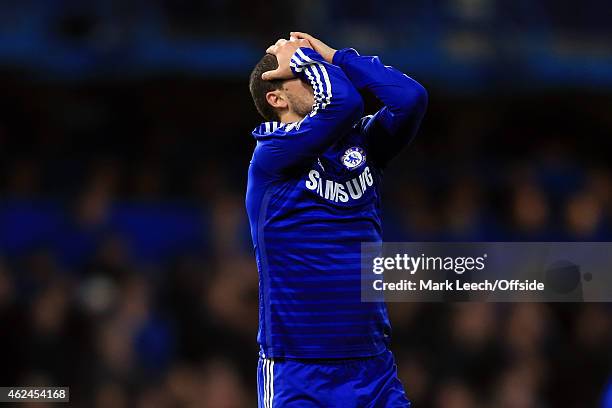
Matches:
[510,181,552,240]
[434,379,477,408]
[564,190,606,239]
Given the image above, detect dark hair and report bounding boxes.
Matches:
[249,54,283,122]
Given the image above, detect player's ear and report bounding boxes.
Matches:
[266,90,288,110]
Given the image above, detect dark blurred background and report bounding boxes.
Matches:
[0,1,611,407]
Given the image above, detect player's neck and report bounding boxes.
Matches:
[279,110,304,124]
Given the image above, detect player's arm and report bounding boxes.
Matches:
[253,40,364,175]
[292,32,428,167]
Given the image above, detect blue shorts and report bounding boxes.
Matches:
[257,350,410,407]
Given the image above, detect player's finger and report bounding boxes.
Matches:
[297,39,312,48]
[291,32,316,42]
[266,45,277,54]
[261,69,281,81]
[275,38,287,46]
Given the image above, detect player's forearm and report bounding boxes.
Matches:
[332,48,427,131]
[290,47,363,123]
[287,47,364,154]
[252,48,364,174]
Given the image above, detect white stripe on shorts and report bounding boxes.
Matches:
[269,360,275,407]
[262,358,275,408]
[263,359,269,408]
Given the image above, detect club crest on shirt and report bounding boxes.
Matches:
[341,147,366,169]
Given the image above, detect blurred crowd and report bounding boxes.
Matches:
[2,0,610,41]
[0,73,610,407]
[2,0,612,90]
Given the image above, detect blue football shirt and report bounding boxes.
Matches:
[246,47,427,358]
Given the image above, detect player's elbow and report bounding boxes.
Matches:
[412,82,428,114]
[397,80,428,117]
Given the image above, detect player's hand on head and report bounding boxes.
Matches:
[261,38,312,81]
[290,32,337,64]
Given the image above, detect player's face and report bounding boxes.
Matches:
[281,78,314,118]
